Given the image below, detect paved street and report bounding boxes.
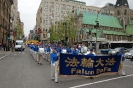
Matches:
[0,47,133,88]
[0,50,13,59]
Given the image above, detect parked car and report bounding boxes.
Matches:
[100,49,112,54]
[124,50,133,59]
[108,47,129,55]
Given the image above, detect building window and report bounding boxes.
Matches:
[124,10,127,15]
[3,19,4,26]
[43,34,47,38]
[117,10,120,15]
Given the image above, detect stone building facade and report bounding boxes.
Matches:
[10,0,19,40]
[0,0,13,44]
[36,0,101,42]
[36,0,133,43]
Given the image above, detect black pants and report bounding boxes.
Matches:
[3,47,6,51]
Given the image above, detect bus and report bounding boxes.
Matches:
[100,41,133,53]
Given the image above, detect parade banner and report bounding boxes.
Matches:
[60,54,121,76]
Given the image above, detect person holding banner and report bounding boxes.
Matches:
[50,48,59,83]
[87,49,95,56]
[87,49,95,79]
[118,48,126,76]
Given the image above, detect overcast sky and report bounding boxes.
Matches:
[18,0,133,37]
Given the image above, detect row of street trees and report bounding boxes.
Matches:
[49,14,77,43]
[13,22,24,40]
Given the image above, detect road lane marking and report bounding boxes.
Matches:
[69,74,133,88]
[0,54,9,59]
[125,65,133,68]
[126,60,133,64]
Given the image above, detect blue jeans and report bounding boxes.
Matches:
[21,48,23,52]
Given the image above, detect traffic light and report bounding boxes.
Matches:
[89,30,91,35]
[94,21,99,28]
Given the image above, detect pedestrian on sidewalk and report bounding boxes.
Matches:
[0,42,2,50]
[11,41,15,53]
[3,43,6,51]
[20,44,23,53]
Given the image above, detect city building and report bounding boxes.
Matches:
[75,0,133,43]
[10,1,24,41]
[10,0,18,40]
[0,0,13,44]
[12,11,24,40]
[36,0,101,42]
[36,0,133,43]
[28,30,34,40]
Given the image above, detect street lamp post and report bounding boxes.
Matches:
[94,8,104,54]
[94,20,99,54]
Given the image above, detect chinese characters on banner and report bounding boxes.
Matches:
[60,54,121,76]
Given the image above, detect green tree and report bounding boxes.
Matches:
[15,22,24,39]
[49,14,77,42]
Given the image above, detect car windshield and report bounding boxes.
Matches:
[129,50,133,53]
[114,48,121,51]
[16,42,23,45]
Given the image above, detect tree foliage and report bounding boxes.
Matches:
[50,14,77,41]
[15,22,24,39]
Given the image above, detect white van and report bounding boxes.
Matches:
[15,40,25,51]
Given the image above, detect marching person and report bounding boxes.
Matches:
[11,41,15,53]
[46,46,51,62]
[38,43,43,65]
[78,44,81,53]
[35,44,39,62]
[87,49,95,56]
[50,48,59,83]
[67,47,72,54]
[71,46,78,55]
[81,42,88,55]
[0,42,2,50]
[118,48,126,76]
[87,49,95,79]
[61,46,67,54]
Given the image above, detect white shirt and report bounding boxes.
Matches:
[61,49,67,53]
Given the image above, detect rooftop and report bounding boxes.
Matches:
[126,20,133,35]
[77,11,123,28]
